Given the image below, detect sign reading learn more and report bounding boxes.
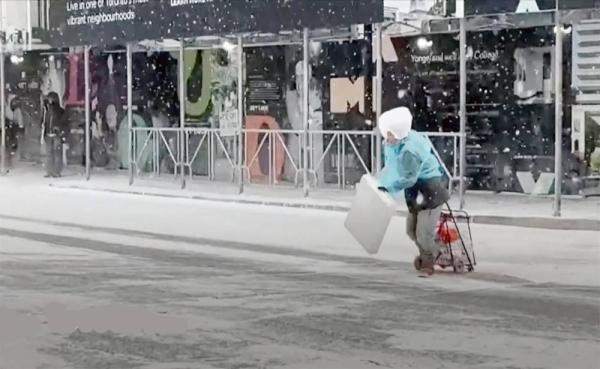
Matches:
[49,0,383,47]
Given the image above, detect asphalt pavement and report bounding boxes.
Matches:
[0,180,599,369]
[1,215,598,369]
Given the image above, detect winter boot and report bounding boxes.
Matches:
[419,258,435,278]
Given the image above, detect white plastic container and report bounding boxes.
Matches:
[344,174,398,255]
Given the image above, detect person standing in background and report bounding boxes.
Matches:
[2,97,21,168]
[40,92,67,178]
[8,98,24,160]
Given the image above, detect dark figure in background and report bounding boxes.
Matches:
[1,116,19,169]
[41,92,66,178]
[8,98,23,162]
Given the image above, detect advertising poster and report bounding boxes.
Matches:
[49,0,384,47]
[380,27,575,193]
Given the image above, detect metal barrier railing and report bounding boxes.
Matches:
[128,126,461,194]
[423,132,461,191]
[184,128,238,182]
[241,128,304,186]
[130,127,181,179]
[308,130,376,189]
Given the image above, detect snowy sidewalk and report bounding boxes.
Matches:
[17,170,596,231]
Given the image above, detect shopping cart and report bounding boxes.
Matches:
[413,204,476,273]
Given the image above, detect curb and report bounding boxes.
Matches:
[468,215,599,232]
[50,184,600,232]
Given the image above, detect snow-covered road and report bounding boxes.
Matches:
[0,183,599,368]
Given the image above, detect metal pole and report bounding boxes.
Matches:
[458,16,467,210]
[84,45,91,180]
[302,28,309,197]
[45,0,50,30]
[26,0,32,50]
[237,34,244,194]
[0,3,5,175]
[374,23,383,173]
[179,39,186,189]
[127,43,133,185]
[0,42,5,175]
[554,14,563,217]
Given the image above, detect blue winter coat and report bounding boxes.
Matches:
[378,130,449,210]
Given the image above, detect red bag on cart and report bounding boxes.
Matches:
[437,218,460,244]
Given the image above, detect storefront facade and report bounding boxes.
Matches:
[1,0,599,198]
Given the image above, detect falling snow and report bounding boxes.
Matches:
[1,1,599,195]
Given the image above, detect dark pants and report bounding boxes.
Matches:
[44,135,63,177]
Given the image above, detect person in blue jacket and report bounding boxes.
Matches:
[377,107,450,277]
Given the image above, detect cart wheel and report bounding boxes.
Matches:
[413,255,423,271]
[453,260,465,274]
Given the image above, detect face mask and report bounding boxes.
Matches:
[385,136,405,147]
